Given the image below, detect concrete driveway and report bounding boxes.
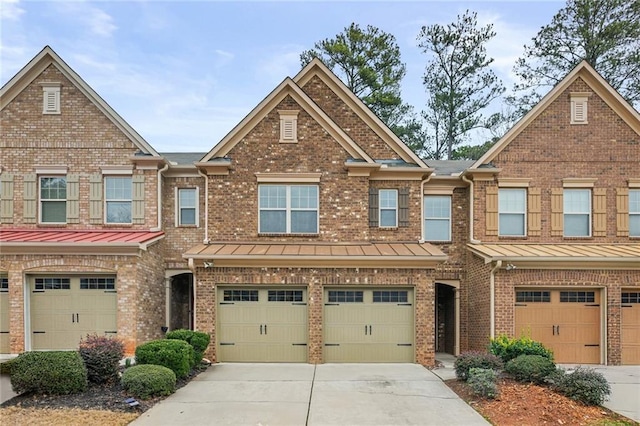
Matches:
[132,363,489,426]
[580,365,640,422]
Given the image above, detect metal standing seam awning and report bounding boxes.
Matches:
[0,229,165,256]
[184,242,448,268]
[468,243,640,269]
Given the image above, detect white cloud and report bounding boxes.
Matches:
[87,8,117,37]
[256,45,304,84]
[0,0,24,21]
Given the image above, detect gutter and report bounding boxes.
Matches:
[489,260,502,339]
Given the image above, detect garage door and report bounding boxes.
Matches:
[622,291,640,365]
[324,288,414,362]
[217,288,307,362]
[0,275,8,353]
[30,276,117,350]
[515,289,601,364]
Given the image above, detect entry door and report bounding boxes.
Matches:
[217,288,308,362]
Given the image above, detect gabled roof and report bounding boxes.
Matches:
[201,77,374,163]
[294,58,429,168]
[472,61,640,168]
[0,46,160,156]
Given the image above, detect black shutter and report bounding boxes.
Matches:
[369,187,379,227]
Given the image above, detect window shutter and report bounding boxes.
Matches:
[132,174,145,224]
[89,174,103,224]
[551,188,563,236]
[0,174,14,223]
[485,186,498,236]
[593,188,607,237]
[23,174,37,223]
[66,174,80,223]
[616,188,629,237]
[527,188,541,236]
[368,187,379,227]
[398,187,410,227]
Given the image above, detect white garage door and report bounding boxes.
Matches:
[324,288,414,363]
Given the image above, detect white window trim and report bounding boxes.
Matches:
[498,188,527,237]
[563,188,592,237]
[570,92,590,125]
[39,175,67,224]
[104,176,132,224]
[258,184,319,234]
[423,195,451,242]
[40,82,61,115]
[175,187,199,227]
[278,110,299,143]
[379,189,398,228]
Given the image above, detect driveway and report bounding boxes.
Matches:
[582,365,640,422]
[131,363,489,426]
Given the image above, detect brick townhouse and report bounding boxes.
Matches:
[1,46,638,365]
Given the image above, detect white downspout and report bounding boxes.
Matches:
[489,260,502,339]
[155,162,169,230]
[197,168,209,244]
[461,173,480,244]
[419,172,434,242]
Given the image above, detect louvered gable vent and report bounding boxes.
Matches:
[41,83,61,115]
[279,110,299,143]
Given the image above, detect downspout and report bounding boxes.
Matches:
[489,260,502,339]
[197,168,209,244]
[419,171,434,242]
[156,161,169,230]
[461,173,480,244]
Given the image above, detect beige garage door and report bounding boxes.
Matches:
[324,288,414,363]
[622,291,640,365]
[515,289,601,364]
[30,276,117,350]
[217,288,307,362]
[0,275,8,353]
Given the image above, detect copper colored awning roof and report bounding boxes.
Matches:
[0,228,165,255]
[184,242,447,268]
[468,243,640,269]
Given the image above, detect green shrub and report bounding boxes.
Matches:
[551,366,611,406]
[505,354,556,384]
[166,329,210,367]
[454,351,503,381]
[468,367,498,399]
[121,364,176,400]
[10,351,87,395]
[0,358,15,375]
[79,334,125,384]
[490,334,554,363]
[135,339,193,379]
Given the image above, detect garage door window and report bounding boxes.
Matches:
[268,290,303,302]
[560,291,595,303]
[0,277,7,292]
[223,289,258,302]
[80,278,115,290]
[328,290,363,303]
[622,292,639,304]
[373,290,408,303]
[516,291,550,302]
[35,278,70,290]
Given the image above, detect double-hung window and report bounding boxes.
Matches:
[105,177,132,224]
[379,189,398,227]
[564,188,591,237]
[630,189,640,237]
[40,176,66,223]
[259,184,318,234]
[499,188,526,236]
[178,188,197,226]
[423,196,451,241]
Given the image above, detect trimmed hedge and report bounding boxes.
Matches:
[505,354,556,384]
[135,339,193,379]
[166,329,210,367]
[10,351,88,395]
[550,367,611,406]
[79,334,125,384]
[490,334,554,363]
[454,351,503,381]
[121,364,176,400]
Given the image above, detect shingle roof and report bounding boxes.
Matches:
[161,152,207,165]
[423,160,474,176]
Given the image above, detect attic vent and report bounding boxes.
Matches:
[279,110,299,143]
[570,92,590,125]
[41,82,61,115]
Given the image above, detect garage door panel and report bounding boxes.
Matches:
[1,276,10,353]
[621,292,640,365]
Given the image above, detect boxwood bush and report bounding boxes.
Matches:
[490,334,554,363]
[10,351,88,395]
[505,354,556,384]
[79,334,125,384]
[550,367,611,406]
[121,364,176,400]
[165,329,210,367]
[135,339,193,379]
[454,351,503,381]
[468,367,498,399]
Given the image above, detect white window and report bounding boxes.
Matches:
[40,176,66,223]
[424,196,451,241]
[178,188,198,226]
[630,189,640,237]
[564,189,591,237]
[259,184,318,234]
[105,177,132,224]
[379,189,398,227]
[42,85,61,114]
[499,188,526,236]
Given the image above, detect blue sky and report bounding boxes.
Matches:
[1,0,564,152]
